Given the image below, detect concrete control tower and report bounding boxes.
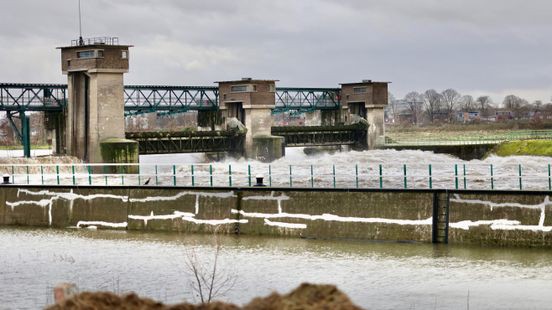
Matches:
[58,37,132,163]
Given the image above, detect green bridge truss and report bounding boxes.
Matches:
[0,83,341,115]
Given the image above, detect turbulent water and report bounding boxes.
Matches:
[1,227,552,309]
[0,148,550,190]
[138,148,552,190]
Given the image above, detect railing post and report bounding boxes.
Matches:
[463,164,467,190]
[138,165,141,186]
[403,164,407,189]
[248,165,252,187]
[454,164,458,190]
[355,164,359,188]
[228,164,232,187]
[518,164,522,190]
[56,165,60,185]
[26,165,29,185]
[269,165,272,187]
[428,164,433,189]
[172,165,176,186]
[490,164,494,190]
[289,165,293,187]
[548,164,552,191]
[310,165,314,188]
[379,164,383,189]
[209,164,213,187]
[11,165,15,184]
[332,165,336,188]
[155,164,159,186]
[191,165,195,187]
[72,165,76,186]
[41,165,44,185]
[121,173,125,186]
[88,165,92,185]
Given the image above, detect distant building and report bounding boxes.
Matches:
[495,110,513,121]
[456,111,480,123]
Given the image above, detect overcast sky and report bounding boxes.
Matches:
[1,0,551,103]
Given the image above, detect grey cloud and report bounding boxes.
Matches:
[0,0,551,101]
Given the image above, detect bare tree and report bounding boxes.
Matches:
[503,95,529,119]
[441,89,461,121]
[387,92,398,123]
[423,89,442,123]
[460,95,476,112]
[476,96,493,118]
[404,91,423,124]
[184,230,237,304]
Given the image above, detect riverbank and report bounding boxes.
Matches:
[491,140,552,157]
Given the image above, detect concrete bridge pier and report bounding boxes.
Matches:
[320,109,342,126]
[58,40,137,165]
[340,80,389,149]
[218,78,284,162]
[303,110,321,126]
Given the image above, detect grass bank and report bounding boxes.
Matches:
[491,140,552,157]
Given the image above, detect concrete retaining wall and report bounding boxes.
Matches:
[1,185,552,247]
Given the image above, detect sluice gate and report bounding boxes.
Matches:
[125,130,245,155]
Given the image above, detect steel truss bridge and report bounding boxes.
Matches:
[0,83,341,115]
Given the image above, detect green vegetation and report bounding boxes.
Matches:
[492,140,552,157]
[0,145,51,150]
[387,120,552,133]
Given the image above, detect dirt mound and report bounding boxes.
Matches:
[45,291,239,310]
[244,283,362,310]
[45,283,362,310]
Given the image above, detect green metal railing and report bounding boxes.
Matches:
[1,162,552,191]
[384,129,552,146]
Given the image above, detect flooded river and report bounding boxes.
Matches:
[1,227,552,309]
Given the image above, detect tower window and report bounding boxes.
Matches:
[77,50,95,59]
[122,50,128,59]
[353,87,367,94]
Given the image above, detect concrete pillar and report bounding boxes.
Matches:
[320,109,341,126]
[218,78,283,161]
[366,107,385,149]
[58,40,133,163]
[303,110,321,126]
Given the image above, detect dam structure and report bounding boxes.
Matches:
[0,37,391,163]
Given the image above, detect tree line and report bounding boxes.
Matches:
[387,89,552,124]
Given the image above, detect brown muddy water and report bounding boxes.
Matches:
[1,227,552,309]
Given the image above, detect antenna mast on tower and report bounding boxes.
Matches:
[78,0,84,45]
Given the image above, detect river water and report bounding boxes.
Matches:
[1,227,552,309]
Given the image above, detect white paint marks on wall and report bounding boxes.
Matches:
[76,221,128,229]
[243,191,289,213]
[181,217,248,226]
[450,194,552,232]
[264,219,307,229]
[7,189,130,226]
[127,190,238,227]
[450,219,521,230]
[129,191,235,203]
[232,209,432,227]
[128,211,195,226]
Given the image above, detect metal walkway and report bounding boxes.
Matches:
[0,83,341,114]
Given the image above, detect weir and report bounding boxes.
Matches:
[0,37,390,162]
